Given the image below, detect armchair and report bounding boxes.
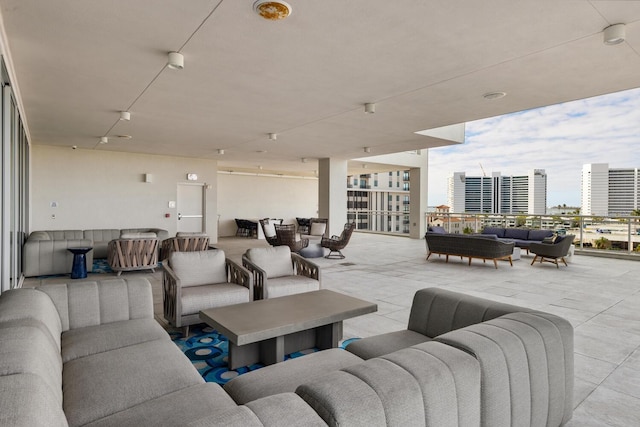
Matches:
[529,235,575,268]
[274,223,309,253]
[107,233,158,276]
[242,246,321,300]
[162,250,252,333]
[321,222,356,259]
[259,218,280,246]
[160,232,209,260]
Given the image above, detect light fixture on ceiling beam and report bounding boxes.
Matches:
[100,137,108,144]
[119,111,131,121]
[253,0,292,20]
[482,91,506,100]
[363,147,371,153]
[268,133,277,141]
[603,23,626,45]
[167,52,184,70]
[217,149,225,155]
[364,103,376,114]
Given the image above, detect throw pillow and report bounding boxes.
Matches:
[310,222,326,236]
[263,221,276,238]
[542,234,558,244]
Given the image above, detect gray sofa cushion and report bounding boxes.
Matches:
[37,278,154,331]
[345,329,431,360]
[504,228,529,240]
[245,246,294,278]
[436,312,573,427]
[61,318,169,363]
[84,383,237,427]
[83,229,120,258]
[181,284,251,315]
[528,229,554,241]
[482,227,506,237]
[170,250,228,287]
[0,288,62,347]
[63,339,205,427]
[297,341,480,427]
[0,373,69,427]
[224,349,363,404]
[263,275,320,299]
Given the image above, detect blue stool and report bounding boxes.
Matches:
[67,247,93,279]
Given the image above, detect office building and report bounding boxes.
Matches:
[581,163,640,216]
[448,170,547,214]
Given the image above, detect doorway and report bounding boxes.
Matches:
[177,183,205,233]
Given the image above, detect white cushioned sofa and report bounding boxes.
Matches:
[0,280,573,427]
[23,228,168,277]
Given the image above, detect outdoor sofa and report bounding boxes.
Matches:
[481,226,554,252]
[425,231,515,268]
[22,228,168,277]
[0,278,573,427]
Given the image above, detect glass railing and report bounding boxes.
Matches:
[348,210,411,235]
[425,212,640,255]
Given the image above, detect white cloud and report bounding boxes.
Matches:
[428,87,640,208]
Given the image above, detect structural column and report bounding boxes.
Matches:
[409,157,429,239]
[318,158,348,237]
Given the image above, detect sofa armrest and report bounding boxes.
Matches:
[162,260,184,327]
[242,254,267,300]
[291,253,321,284]
[226,259,253,301]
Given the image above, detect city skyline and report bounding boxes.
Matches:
[428,86,640,208]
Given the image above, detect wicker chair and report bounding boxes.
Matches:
[163,249,252,334]
[160,233,209,260]
[296,217,311,235]
[242,246,320,300]
[529,235,575,268]
[259,218,281,246]
[274,223,309,253]
[107,233,159,276]
[321,222,356,259]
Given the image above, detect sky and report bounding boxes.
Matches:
[427,87,640,208]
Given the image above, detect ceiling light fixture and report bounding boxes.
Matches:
[117,135,132,140]
[268,133,277,141]
[100,137,108,144]
[119,111,131,121]
[167,52,184,70]
[364,103,376,114]
[253,0,292,20]
[364,147,371,153]
[301,157,308,163]
[603,23,626,45]
[482,91,506,100]
[217,149,225,155]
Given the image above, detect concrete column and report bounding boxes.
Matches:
[409,154,429,239]
[318,158,348,237]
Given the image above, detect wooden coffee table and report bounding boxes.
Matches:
[199,290,377,369]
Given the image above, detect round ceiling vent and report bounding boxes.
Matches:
[253,1,292,20]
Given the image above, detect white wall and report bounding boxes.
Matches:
[217,172,318,237]
[31,146,218,239]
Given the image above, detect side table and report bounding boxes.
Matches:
[67,247,93,279]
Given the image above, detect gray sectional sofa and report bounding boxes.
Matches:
[481,227,554,252]
[23,228,168,277]
[0,279,573,427]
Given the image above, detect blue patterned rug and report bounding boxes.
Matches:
[170,324,360,385]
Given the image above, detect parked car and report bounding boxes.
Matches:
[596,228,612,234]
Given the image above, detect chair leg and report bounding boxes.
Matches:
[531,255,538,265]
[561,257,568,267]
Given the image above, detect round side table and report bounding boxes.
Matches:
[67,247,93,279]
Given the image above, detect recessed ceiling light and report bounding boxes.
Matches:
[253,1,292,20]
[483,91,507,100]
[217,149,225,155]
[268,133,277,141]
[364,147,371,153]
[119,111,131,121]
[364,103,376,114]
[100,137,108,144]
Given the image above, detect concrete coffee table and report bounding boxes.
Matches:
[200,290,377,370]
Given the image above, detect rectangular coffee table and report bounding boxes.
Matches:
[199,289,377,370]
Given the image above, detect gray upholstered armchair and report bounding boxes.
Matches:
[162,249,252,333]
[242,246,320,300]
[529,234,575,268]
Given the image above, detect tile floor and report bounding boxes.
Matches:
[24,233,640,426]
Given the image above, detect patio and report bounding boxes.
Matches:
[24,232,640,426]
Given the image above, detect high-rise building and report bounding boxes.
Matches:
[447,170,547,214]
[581,163,639,216]
[347,170,410,234]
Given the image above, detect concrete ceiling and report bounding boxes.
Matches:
[2,0,640,177]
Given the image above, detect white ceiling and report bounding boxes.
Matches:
[2,0,640,176]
